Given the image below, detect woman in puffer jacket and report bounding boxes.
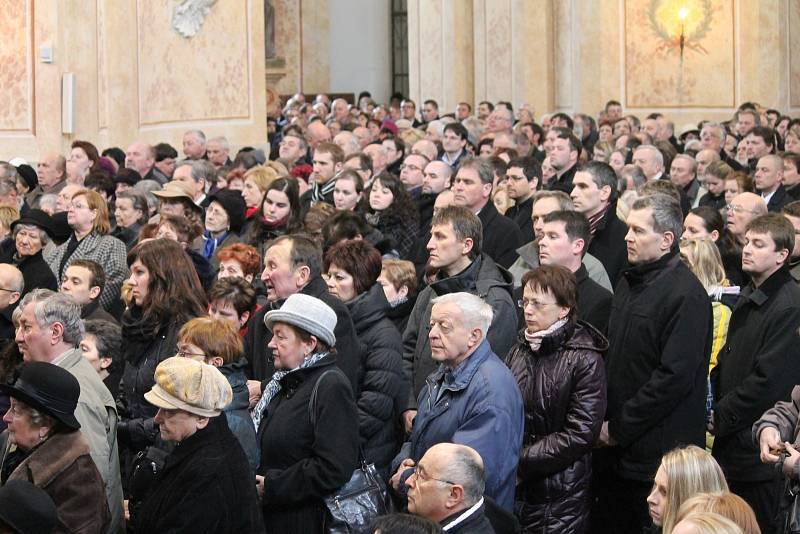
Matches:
[324,239,408,477]
[505,265,607,533]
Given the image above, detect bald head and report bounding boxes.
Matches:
[727,192,768,242]
[363,144,388,175]
[333,131,361,157]
[412,139,438,161]
[126,141,155,177]
[0,264,23,310]
[695,149,720,178]
[306,121,332,149]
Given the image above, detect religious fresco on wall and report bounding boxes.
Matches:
[625,0,734,108]
[0,0,32,131]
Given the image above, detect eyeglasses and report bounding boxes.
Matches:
[0,288,18,293]
[412,466,456,485]
[70,202,91,210]
[517,299,559,310]
[176,346,206,360]
[726,204,758,214]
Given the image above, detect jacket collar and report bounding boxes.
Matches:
[740,266,792,306]
[515,241,539,265]
[622,247,679,286]
[477,200,498,227]
[430,339,492,394]
[11,430,90,487]
[430,256,481,296]
[592,200,618,233]
[441,498,485,531]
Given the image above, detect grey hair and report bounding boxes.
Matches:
[177,160,217,185]
[12,223,50,246]
[426,120,445,138]
[701,122,726,140]
[457,156,494,185]
[18,289,85,346]
[635,145,664,168]
[631,193,683,242]
[208,136,229,150]
[431,292,493,336]
[16,400,57,431]
[672,154,698,173]
[133,179,162,214]
[0,163,19,182]
[184,129,207,145]
[438,445,486,506]
[39,194,58,214]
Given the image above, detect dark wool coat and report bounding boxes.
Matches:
[244,276,363,394]
[0,248,58,294]
[586,202,629,285]
[506,321,607,533]
[605,249,712,481]
[347,283,407,476]
[712,268,800,481]
[478,201,523,269]
[134,416,264,533]
[258,357,359,533]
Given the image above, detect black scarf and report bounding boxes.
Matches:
[121,306,165,363]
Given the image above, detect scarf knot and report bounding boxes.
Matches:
[524,318,568,352]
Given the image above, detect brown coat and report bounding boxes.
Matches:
[2,430,110,534]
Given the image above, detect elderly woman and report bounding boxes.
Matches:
[505,265,608,533]
[217,243,261,283]
[0,209,58,292]
[254,293,359,533]
[45,189,128,310]
[176,317,259,472]
[324,240,406,477]
[81,319,123,399]
[378,258,418,333]
[131,357,263,533]
[194,189,245,269]
[0,362,110,533]
[112,190,149,250]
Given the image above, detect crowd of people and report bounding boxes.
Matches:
[0,92,799,534]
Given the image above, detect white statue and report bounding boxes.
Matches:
[172,0,218,38]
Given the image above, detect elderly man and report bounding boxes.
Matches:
[402,206,517,432]
[206,136,232,169]
[596,194,712,534]
[392,292,523,511]
[15,289,123,533]
[182,129,207,160]
[412,139,439,163]
[278,134,308,166]
[333,131,361,157]
[363,143,389,176]
[400,153,429,197]
[27,152,67,209]
[632,145,665,181]
[695,148,720,180]
[306,120,332,150]
[125,141,168,185]
[727,192,768,246]
[485,106,513,135]
[405,443,494,533]
[172,160,215,206]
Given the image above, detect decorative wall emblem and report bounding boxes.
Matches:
[171,0,218,38]
[647,0,713,55]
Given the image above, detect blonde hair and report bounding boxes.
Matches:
[659,445,729,534]
[381,259,418,295]
[243,166,278,194]
[0,205,20,234]
[673,511,743,534]
[73,189,111,235]
[680,238,727,290]
[677,493,760,534]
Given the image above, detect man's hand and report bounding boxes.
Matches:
[707,410,716,435]
[390,459,415,491]
[247,380,262,409]
[403,410,417,434]
[785,443,800,478]
[597,421,617,447]
[759,427,783,464]
[255,475,265,499]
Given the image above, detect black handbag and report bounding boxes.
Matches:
[309,370,388,533]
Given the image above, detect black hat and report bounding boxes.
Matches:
[0,480,57,534]
[0,362,81,430]
[49,212,72,244]
[10,209,54,239]
[15,164,38,191]
[208,189,246,234]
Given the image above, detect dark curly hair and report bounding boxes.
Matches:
[366,172,419,224]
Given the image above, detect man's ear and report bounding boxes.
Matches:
[89,285,102,301]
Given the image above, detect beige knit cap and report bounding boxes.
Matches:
[144,356,232,417]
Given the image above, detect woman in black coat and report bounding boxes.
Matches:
[255,294,359,533]
[117,239,207,478]
[0,210,58,293]
[324,240,407,476]
[505,266,607,533]
[132,356,263,533]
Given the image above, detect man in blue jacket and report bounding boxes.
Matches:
[391,292,524,511]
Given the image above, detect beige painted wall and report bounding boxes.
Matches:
[408,0,800,126]
[0,0,267,162]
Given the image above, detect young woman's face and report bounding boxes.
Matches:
[127,258,151,306]
[646,465,668,527]
[242,178,265,208]
[334,177,360,211]
[369,179,394,212]
[262,189,291,223]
